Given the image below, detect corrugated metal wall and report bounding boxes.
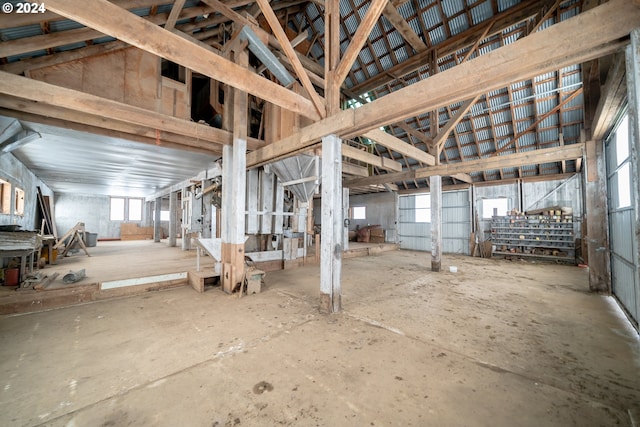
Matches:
[606,113,638,327]
[398,189,470,253]
[398,194,431,251]
[442,190,471,254]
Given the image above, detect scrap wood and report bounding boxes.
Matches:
[34,272,60,291]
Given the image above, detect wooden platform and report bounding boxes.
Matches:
[0,240,216,315]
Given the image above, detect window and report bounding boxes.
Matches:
[617,163,631,208]
[14,187,24,216]
[482,198,509,219]
[615,115,629,166]
[415,194,431,223]
[110,197,125,221]
[160,211,170,221]
[161,59,186,83]
[0,179,10,214]
[352,206,366,220]
[128,198,143,221]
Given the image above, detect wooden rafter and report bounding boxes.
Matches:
[44,0,321,121]
[256,0,326,118]
[334,0,387,85]
[165,0,187,31]
[364,128,436,166]
[382,2,428,53]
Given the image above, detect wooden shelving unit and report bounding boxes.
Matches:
[490,214,575,263]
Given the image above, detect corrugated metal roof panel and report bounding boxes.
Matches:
[422,6,443,29]
[49,20,84,32]
[493,110,512,125]
[537,96,558,115]
[517,132,535,147]
[473,116,490,129]
[0,24,42,41]
[54,42,88,52]
[428,26,446,45]
[540,114,559,129]
[344,14,358,34]
[461,142,478,159]
[387,28,404,49]
[395,46,409,63]
[470,0,493,25]
[442,0,464,17]
[539,129,558,144]
[497,0,521,13]
[449,14,470,35]
[494,123,512,138]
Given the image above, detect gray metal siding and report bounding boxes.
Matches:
[606,115,639,326]
[399,189,470,253]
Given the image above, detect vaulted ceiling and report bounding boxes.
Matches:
[0,0,635,196]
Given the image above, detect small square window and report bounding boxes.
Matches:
[352,206,366,220]
[110,197,125,221]
[482,198,509,219]
[128,199,143,221]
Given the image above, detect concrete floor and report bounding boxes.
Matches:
[1,250,639,427]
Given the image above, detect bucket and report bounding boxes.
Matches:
[4,268,19,286]
[84,232,97,247]
[449,266,458,273]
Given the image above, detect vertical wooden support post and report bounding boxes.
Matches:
[626,29,640,316]
[154,197,161,243]
[169,191,177,247]
[220,47,248,294]
[325,0,341,116]
[320,134,343,313]
[181,187,192,251]
[343,188,350,251]
[585,131,611,292]
[431,175,442,271]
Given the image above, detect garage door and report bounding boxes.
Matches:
[606,113,639,328]
[398,189,470,254]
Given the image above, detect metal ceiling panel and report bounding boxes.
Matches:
[8,118,218,197]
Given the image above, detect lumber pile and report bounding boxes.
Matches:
[120,223,154,240]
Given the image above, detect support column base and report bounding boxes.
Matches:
[221,243,245,294]
[320,292,342,314]
[431,260,441,272]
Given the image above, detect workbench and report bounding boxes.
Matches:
[0,231,41,286]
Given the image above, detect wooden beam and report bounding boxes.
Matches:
[341,144,403,172]
[325,0,341,115]
[433,96,479,151]
[382,3,428,53]
[342,162,369,177]
[45,0,320,121]
[415,144,585,179]
[451,173,473,184]
[0,72,251,151]
[345,143,584,187]
[165,0,187,30]
[0,107,221,155]
[247,0,634,166]
[591,53,627,141]
[334,0,387,85]
[255,0,326,118]
[364,128,435,165]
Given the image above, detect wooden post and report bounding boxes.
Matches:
[431,175,442,271]
[181,187,192,251]
[169,191,177,247]
[343,188,350,251]
[625,29,640,316]
[154,197,161,243]
[220,46,248,294]
[320,134,342,313]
